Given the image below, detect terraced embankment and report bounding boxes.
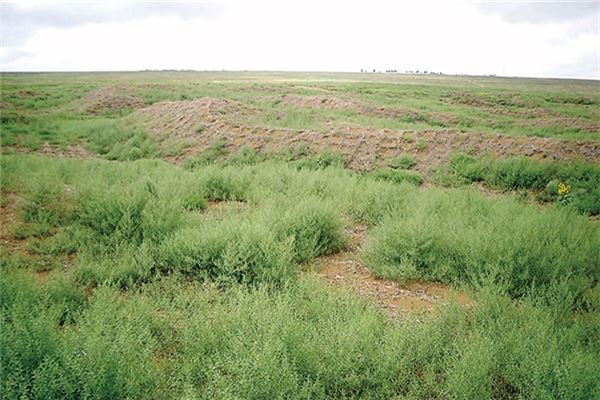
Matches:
[131,96,600,172]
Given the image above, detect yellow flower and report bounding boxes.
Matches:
[558,182,570,195]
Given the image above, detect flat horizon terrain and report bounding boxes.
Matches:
[1,71,599,399]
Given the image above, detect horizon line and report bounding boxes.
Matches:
[0,69,598,82]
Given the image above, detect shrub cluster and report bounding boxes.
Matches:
[363,189,600,309]
[436,153,600,215]
[2,154,599,399]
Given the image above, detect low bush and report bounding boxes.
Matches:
[438,153,600,215]
[367,168,423,186]
[155,219,295,286]
[20,176,72,226]
[6,274,596,399]
[291,149,346,170]
[83,120,158,161]
[387,153,417,170]
[183,138,226,169]
[272,199,346,263]
[2,154,600,398]
[226,145,264,166]
[363,189,600,308]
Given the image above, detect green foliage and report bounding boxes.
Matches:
[273,199,346,263]
[291,149,346,170]
[156,219,295,286]
[387,153,417,170]
[182,193,207,211]
[3,270,598,399]
[363,189,600,308]
[183,138,226,169]
[225,144,263,166]
[83,120,158,161]
[195,123,206,134]
[368,168,423,186]
[415,139,429,151]
[439,153,600,215]
[20,177,71,226]
[198,167,249,201]
[0,272,159,399]
[2,153,599,399]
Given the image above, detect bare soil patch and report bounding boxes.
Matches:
[35,270,51,285]
[204,200,247,213]
[0,192,25,254]
[312,224,472,317]
[11,142,96,159]
[79,85,145,115]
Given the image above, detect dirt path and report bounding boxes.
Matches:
[310,224,472,317]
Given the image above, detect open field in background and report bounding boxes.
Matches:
[1,72,599,399]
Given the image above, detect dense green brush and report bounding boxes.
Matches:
[1,153,599,399]
[435,153,600,215]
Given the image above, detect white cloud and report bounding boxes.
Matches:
[1,0,598,79]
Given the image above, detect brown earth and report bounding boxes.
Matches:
[312,224,472,317]
[19,87,597,171]
[0,192,25,254]
[130,97,600,171]
[79,85,145,115]
[12,142,96,159]
[0,191,76,282]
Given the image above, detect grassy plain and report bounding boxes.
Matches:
[1,72,599,399]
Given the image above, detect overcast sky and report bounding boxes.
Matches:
[1,0,599,79]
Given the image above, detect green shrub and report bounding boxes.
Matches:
[156,219,295,285]
[387,153,416,170]
[291,149,346,170]
[84,120,157,161]
[442,154,600,215]
[273,200,346,263]
[367,168,423,186]
[346,181,410,225]
[182,193,207,211]
[183,138,226,169]
[20,177,71,226]
[197,168,249,201]
[75,187,148,245]
[488,157,551,190]
[195,123,206,134]
[1,153,599,399]
[447,152,486,182]
[75,245,154,288]
[415,139,428,151]
[226,145,263,166]
[363,189,600,307]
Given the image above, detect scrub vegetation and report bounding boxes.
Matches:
[1,72,599,399]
